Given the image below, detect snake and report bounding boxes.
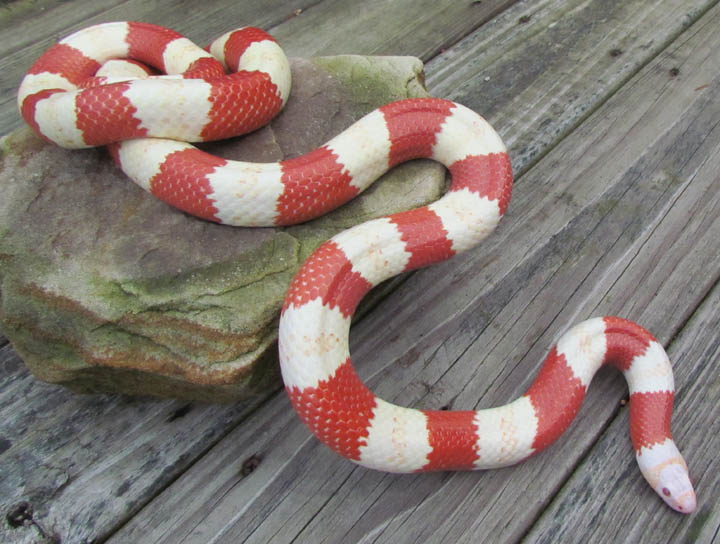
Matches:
[19,22,696,513]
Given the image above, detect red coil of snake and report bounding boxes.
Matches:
[19,22,696,513]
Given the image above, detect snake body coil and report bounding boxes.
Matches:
[19,22,696,513]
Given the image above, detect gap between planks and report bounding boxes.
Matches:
[108,2,720,543]
[526,274,720,543]
[1,1,526,543]
[0,0,520,136]
[1,1,716,544]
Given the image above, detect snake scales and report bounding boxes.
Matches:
[19,22,696,513]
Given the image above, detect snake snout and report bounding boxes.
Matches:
[658,463,696,514]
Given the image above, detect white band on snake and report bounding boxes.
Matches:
[19,22,696,513]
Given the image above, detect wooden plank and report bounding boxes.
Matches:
[0,1,521,542]
[0,0,517,136]
[270,0,517,60]
[426,0,717,175]
[0,1,523,541]
[525,279,720,542]
[371,78,720,544]
[0,343,273,544]
[0,0,317,135]
[220,9,720,542]
[109,1,720,542]
[318,8,720,542]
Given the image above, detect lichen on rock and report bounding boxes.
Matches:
[0,55,445,402]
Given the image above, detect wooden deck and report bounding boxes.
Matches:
[1,0,719,542]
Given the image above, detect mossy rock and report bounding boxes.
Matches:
[0,55,445,402]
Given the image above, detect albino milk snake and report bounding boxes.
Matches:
[18,22,696,513]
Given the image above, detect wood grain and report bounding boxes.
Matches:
[0,1,522,542]
[0,0,517,136]
[109,1,720,543]
[0,0,317,135]
[0,344,274,544]
[526,278,720,542]
[2,0,719,542]
[270,0,518,59]
[426,0,717,175]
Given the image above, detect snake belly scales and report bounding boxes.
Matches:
[18,22,696,513]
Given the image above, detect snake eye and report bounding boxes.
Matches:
[662,487,671,497]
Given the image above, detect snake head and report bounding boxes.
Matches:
[656,462,696,514]
[637,439,696,514]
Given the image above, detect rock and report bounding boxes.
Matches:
[0,56,446,402]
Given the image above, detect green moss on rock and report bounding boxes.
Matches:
[0,55,445,402]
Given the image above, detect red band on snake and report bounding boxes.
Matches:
[19,22,696,513]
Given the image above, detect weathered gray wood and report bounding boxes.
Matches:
[109,1,720,543]
[317,8,720,542]
[0,1,526,542]
[0,0,518,137]
[3,0,719,542]
[526,279,720,542]
[0,343,273,544]
[426,0,717,176]
[0,1,521,542]
[0,0,316,136]
[270,0,518,59]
